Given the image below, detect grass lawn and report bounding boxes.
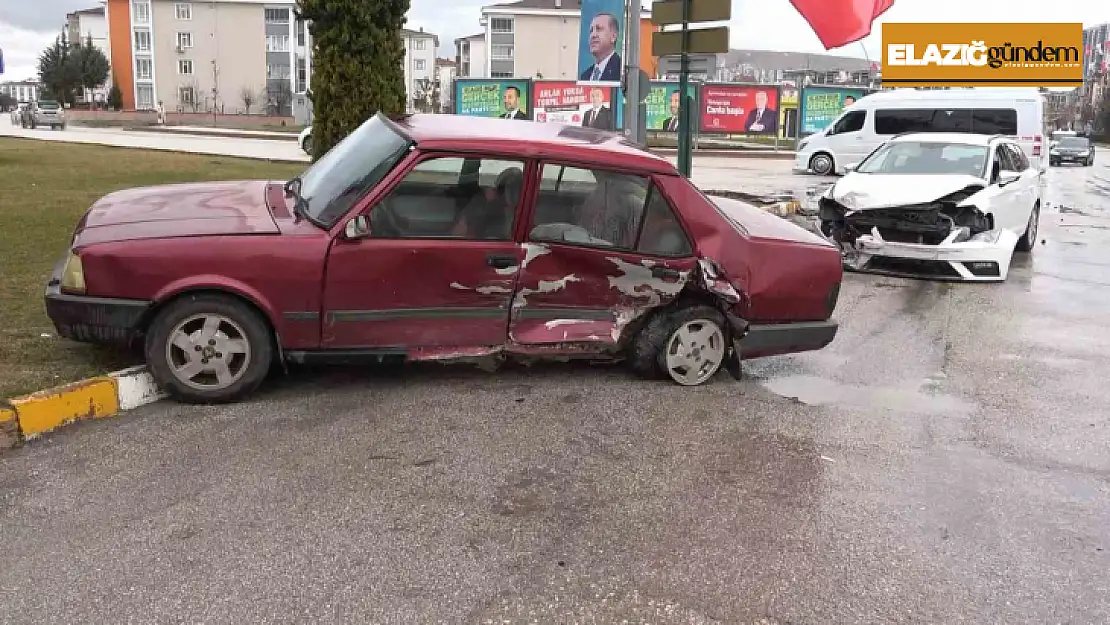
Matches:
[0,138,304,399]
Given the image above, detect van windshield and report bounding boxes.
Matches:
[855,141,988,177]
[1058,137,1089,148]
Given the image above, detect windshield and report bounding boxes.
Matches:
[297,114,412,227]
[1059,137,1089,148]
[37,101,60,109]
[855,141,988,177]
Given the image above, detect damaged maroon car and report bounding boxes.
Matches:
[45,113,843,403]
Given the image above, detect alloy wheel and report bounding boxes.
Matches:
[664,320,726,386]
[165,313,252,391]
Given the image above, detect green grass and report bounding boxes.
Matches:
[0,138,304,399]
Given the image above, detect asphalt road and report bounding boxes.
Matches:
[2,131,1109,622]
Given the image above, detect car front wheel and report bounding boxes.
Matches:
[1016,203,1040,253]
[145,293,274,403]
[631,304,728,386]
[809,152,835,176]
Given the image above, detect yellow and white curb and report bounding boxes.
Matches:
[1,366,165,450]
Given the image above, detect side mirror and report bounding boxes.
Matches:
[844,162,859,173]
[343,215,370,239]
[998,171,1021,186]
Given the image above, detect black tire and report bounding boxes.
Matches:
[302,134,311,155]
[629,303,728,386]
[144,293,274,404]
[1016,202,1040,253]
[809,152,835,176]
[1088,156,1095,166]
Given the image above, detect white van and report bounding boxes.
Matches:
[793,88,1047,177]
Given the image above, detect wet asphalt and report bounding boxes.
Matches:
[2,155,1109,624]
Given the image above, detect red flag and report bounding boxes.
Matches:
[790,0,896,50]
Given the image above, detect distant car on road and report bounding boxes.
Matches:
[21,100,66,130]
[818,132,1042,282]
[1049,136,1095,167]
[45,113,844,403]
[298,125,312,155]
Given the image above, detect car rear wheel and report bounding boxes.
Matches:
[1016,203,1040,253]
[145,293,274,404]
[631,304,728,386]
[302,134,311,154]
[809,152,834,176]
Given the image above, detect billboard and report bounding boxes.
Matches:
[578,0,625,86]
[699,84,781,134]
[644,82,697,132]
[798,86,867,135]
[455,79,531,119]
[532,81,616,130]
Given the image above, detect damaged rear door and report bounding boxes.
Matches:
[508,163,697,347]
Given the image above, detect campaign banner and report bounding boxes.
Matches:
[798,86,867,135]
[532,81,616,129]
[578,0,625,86]
[644,82,697,132]
[699,84,781,135]
[455,79,531,119]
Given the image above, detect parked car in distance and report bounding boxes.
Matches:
[1049,135,1095,166]
[22,100,66,130]
[10,103,29,125]
[46,113,844,403]
[818,132,1042,282]
[298,125,312,155]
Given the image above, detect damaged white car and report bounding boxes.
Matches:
[817,132,1041,282]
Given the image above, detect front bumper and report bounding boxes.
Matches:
[792,151,811,173]
[44,260,150,344]
[833,227,1019,282]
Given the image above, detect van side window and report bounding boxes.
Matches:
[875,107,1018,136]
[928,109,972,132]
[829,110,865,135]
[970,109,1018,135]
[875,109,933,134]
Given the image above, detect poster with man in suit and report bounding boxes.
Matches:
[581,87,613,129]
[744,89,779,134]
[578,0,624,86]
[500,85,528,119]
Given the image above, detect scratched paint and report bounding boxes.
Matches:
[544,319,595,329]
[521,243,550,269]
[606,257,688,306]
[512,275,581,308]
[696,258,741,303]
[450,282,512,295]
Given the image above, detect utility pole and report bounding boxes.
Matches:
[676,0,691,175]
[624,0,642,145]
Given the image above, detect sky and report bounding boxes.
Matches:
[3,0,1110,82]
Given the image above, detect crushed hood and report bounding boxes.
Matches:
[828,173,986,211]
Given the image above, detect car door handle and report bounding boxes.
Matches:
[486,254,517,269]
[651,266,681,279]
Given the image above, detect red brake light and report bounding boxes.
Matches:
[1033,135,1042,156]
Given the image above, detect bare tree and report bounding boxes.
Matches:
[240,86,257,115]
[179,80,202,113]
[266,82,293,116]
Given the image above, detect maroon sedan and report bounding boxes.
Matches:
[46,113,843,403]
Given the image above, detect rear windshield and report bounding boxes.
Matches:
[37,101,60,109]
[874,108,1018,135]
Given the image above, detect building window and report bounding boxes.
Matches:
[491,44,513,59]
[492,71,513,78]
[266,34,290,52]
[179,86,195,105]
[264,8,289,23]
[132,2,150,24]
[414,39,426,50]
[296,57,307,92]
[174,3,192,19]
[137,84,154,109]
[135,57,153,79]
[176,32,193,49]
[133,29,151,52]
[296,18,306,47]
[414,59,426,71]
[490,17,513,33]
[178,59,194,75]
[267,64,291,80]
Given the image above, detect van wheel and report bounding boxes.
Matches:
[630,304,728,386]
[1016,203,1040,253]
[809,152,835,176]
[145,293,274,404]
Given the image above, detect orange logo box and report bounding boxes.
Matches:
[881,23,1084,87]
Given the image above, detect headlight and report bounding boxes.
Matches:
[60,250,86,294]
[1079,151,1090,156]
[1050,149,1059,154]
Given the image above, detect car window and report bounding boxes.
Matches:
[530,164,653,251]
[1004,143,1029,170]
[1058,137,1089,149]
[369,156,525,240]
[37,101,60,110]
[998,144,1020,172]
[637,187,693,257]
[829,110,865,135]
[855,141,988,176]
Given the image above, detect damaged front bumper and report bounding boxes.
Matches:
[831,226,1019,282]
[44,258,150,344]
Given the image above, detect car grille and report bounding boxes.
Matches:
[866,256,962,279]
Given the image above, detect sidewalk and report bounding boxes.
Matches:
[131,125,301,141]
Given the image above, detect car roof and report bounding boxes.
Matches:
[887,132,1004,147]
[389,113,678,175]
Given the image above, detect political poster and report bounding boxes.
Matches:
[798,86,868,135]
[645,82,697,133]
[454,79,531,119]
[532,81,616,130]
[578,0,625,86]
[699,84,781,135]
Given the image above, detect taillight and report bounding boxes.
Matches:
[1033,135,1042,156]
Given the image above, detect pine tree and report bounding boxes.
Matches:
[38,33,80,105]
[296,0,410,160]
[71,34,111,101]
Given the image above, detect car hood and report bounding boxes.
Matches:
[710,195,833,248]
[74,180,280,246]
[828,173,986,211]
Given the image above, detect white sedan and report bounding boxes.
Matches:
[816,132,1042,282]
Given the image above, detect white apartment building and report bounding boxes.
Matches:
[403,28,438,113]
[108,0,308,114]
[66,6,112,103]
[0,81,41,103]
[435,58,457,112]
[455,33,486,78]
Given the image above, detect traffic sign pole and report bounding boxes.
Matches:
[625,0,642,145]
[677,0,692,176]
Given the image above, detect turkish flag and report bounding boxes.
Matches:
[790,0,896,50]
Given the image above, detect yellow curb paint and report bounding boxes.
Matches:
[12,377,120,437]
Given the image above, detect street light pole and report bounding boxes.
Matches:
[677,0,691,176]
[624,0,642,144]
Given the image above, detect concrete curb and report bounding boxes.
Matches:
[1,366,165,450]
[127,126,301,142]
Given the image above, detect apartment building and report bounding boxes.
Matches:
[455,33,486,78]
[402,28,438,113]
[66,6,112,102]
[435,58,457,112]
[477,0,654,80]
[0,81,41,103]
[105,0,308,114]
